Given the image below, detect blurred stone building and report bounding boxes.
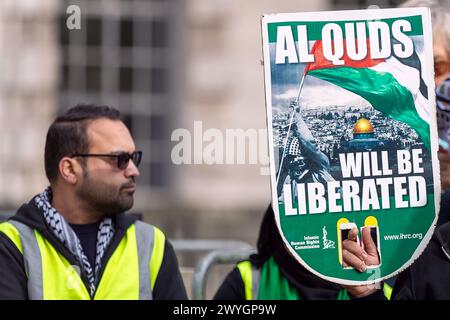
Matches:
[0,0,407,297]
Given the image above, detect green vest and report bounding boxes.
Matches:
[0,220,165,300]
[237,258,393,300]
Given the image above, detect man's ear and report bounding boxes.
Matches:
[58,157,82,185]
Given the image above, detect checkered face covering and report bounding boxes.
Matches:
[437,76,450,142]
[288,136,302,156]
[34,187,115,297]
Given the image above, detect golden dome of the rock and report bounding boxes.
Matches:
[353,118,374,134]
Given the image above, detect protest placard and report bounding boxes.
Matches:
[262,7,439,284]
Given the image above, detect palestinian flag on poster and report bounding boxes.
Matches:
[304,40,431,150]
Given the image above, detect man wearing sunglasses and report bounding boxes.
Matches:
[0,104,187,299]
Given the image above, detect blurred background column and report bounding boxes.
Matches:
[0,0,59,207]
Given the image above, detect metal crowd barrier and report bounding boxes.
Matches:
[0,214,11,222]
[192,248,256,300]
[171,239,256,300]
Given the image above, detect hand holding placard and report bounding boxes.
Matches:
[342,227,381,297]
[343,227,380,269]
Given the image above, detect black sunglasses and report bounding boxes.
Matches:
[71,151,142,170]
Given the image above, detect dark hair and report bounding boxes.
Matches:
[250,204,278,267]
[44,104,122,182]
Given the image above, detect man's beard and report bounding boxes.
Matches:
[77,171,135,217]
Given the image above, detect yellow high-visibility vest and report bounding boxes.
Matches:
[0,220,165,300]
[237,260,393,300]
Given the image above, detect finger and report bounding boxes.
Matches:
[347,227,359,242]
[362,228,378,258]
[343,239,367,262]
[342,249,366,272]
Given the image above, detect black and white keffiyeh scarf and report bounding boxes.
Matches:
[34,187,115,296]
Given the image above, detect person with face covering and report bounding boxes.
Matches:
[343,0,450,299]
[213,205,392,300]
[406,0,450,191]
[0,104,187,300]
